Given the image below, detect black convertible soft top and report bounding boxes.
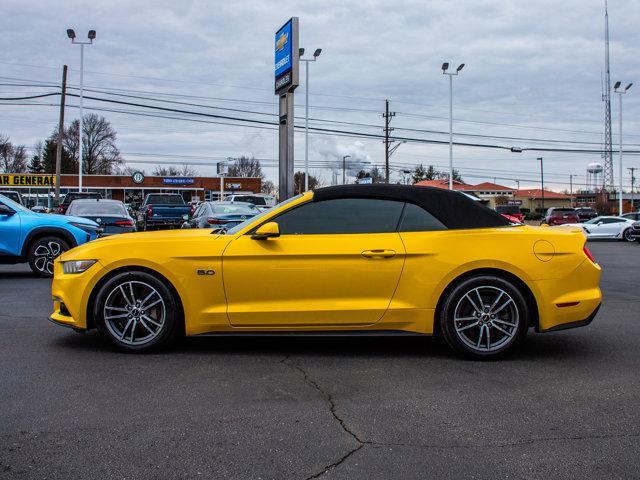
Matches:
[313,184,511,229]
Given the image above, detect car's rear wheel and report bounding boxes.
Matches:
[28,236,70,277]
[95,271,180,352]
[439,275,529,359]
[623,228,634,242]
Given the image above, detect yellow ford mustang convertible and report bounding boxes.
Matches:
[50,185,601,359]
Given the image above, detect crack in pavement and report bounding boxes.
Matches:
[281,355,640,479]
[281,355,365,480]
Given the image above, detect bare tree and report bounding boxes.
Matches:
[152,165,197,176]
[261,179,277,195]
[64,114,123,174]
[227,156,264,178]
[0,135,28,173]
[294,171,322,194]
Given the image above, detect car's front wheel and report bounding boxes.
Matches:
[94,271,181,352]
[28,236,70,277]
[439,275,529,359]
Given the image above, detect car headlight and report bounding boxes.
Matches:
[62,260,97,274]
[70,222,101,234]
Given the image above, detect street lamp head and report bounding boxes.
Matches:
[313,48,322,57]
[299,47,305,57]
[441,62,449,72]
[88,30,96,40]
[456,63,465,72]
[66,29,76,39]
[614,81,621,90]
[343,155,351,160]
[625,83,633,91]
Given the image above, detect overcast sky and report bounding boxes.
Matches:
[1,0,639,190]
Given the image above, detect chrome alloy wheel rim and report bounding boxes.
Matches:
[453,286,519,352]
[33,241,63,275]
[103,281,166,345]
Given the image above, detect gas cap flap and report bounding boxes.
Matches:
[533,240,555,262]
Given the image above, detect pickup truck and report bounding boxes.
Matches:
[138,193,192,230]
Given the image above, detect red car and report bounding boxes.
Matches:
[495,204,524,222]
[543,207,579,226]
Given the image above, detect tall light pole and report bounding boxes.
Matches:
[67,28,96,192]
[342,155,351,184]
[614,81,632,214]
[442,62,464,190]
[537,157,545,212]
[299,48,322,192]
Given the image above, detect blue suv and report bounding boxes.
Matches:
[0,194,101,277]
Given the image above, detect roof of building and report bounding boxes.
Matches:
[313,184,510,229]
[413,179,475,191]
[414,179,515,193]
[472,182,515,192]
[514,189,571,200]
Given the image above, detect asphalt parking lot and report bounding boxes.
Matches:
[1,241,639,480]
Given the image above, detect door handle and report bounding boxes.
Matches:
[361,249,396,259]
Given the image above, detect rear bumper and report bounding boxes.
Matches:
[538,303,600,332]
[532,257,602,332]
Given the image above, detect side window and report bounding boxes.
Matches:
[273,198,404,235]
[399,203,446,232]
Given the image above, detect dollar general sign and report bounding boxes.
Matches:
[0,174,56,186]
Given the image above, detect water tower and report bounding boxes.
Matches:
[587,162,603,192]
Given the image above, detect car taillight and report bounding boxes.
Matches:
[114,220,133,227]
[146,205,153,217]
[190,205,195,216]
[206,218,225,225]
[58,206,64,213]
[583,245,596,264]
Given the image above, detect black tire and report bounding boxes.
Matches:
[94,270,181,352]
[27,236,70,277]
[438,275,529,360]
[623,228,634,242]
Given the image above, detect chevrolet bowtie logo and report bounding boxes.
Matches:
[276,32,288,51]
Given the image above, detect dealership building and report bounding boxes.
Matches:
[0,173,262,207]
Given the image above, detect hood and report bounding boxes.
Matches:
[21,209,99,227]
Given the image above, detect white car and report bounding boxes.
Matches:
[222,194,275,211]
[559,216,636,241]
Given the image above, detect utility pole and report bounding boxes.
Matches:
[569,174,574,206]
[54,65,67,205]
[538,157,545,212]
[383,99,395,183]
[629,167,637,210]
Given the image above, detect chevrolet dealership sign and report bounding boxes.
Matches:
[274,17,299,93]
[0,174,56,186]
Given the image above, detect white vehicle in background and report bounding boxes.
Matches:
[222,193,276,211]
[558,215,637,241]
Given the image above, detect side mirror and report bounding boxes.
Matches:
[251,221,280,240]
[597,221,603,226]
[0,204,15,215]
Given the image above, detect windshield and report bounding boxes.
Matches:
[63,193,101,205]
[233,196,267,206]
[224,194,302,235]
[68,201,127,217]
[496,205,520,214]
[0,194,29,212]
[210,203,257,215]
[551,208,576,214]
[146,195,185,205]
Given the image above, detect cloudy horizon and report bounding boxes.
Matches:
[2,0,639,191]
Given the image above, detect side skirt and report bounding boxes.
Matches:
[195,330,430,338]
